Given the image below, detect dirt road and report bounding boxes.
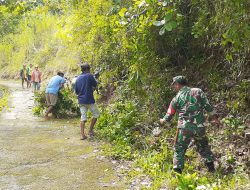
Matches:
[0,81,125,190]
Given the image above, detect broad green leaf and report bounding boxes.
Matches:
[165,23,173,31]
[164,13,172,22]
[169,21,177,29]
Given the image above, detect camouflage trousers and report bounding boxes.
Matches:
[173,126,214,169]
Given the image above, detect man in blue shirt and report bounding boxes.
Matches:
[45,71,66,118]
[75,63,100,140]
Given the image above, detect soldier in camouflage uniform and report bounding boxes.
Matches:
[160,76,219,174]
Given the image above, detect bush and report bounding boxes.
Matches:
[96,100,139,159]
[0,87,9,112]
[33,88,80,118]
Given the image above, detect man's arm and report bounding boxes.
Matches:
[20,70,23,78]
[39,72,42,83]
[91,75,97,88]
[59,78,66,89]
[90,75,98,92]
[74,79,79,95]
[160,98,178,124]
[31,71,34,82]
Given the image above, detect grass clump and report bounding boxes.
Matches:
[0,87,9,112]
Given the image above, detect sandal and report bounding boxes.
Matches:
[80,135,88,140]
[89,131,95,137]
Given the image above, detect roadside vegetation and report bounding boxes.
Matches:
[33,88,80,118]
[0,0,249,189]
[0,86,9,112]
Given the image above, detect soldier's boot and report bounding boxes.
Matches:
[205,162,215,173]
[173,168,182,174]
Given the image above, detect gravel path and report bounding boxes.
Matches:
[0,81,126,190]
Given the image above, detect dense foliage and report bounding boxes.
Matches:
[0,0,249,189]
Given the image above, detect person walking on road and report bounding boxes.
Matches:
[20,64,29,89]
[31,65,42,92]
[75,63,100,140]
[159,76,220,174]
[45,71,66,118]
[27,64,33,88]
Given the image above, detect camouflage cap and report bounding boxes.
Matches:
[171,76,188,85]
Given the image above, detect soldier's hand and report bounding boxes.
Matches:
[211,118,220,125]
[159,118,166,125]
[210,114,220,124]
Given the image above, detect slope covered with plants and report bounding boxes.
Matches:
[0,0,249,189]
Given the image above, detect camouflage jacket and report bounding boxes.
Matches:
[163,86,215,128]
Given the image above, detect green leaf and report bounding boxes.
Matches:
[238,125,246,129]
[118,8,127,17]
[164,23,172,31]
[226,53,233,61]
[169,20,177,29]
[222,33,228,39]
[164,21,177,32]
[164,13,172,22]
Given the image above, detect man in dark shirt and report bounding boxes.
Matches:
[20,64,28,89]
[75,63,100,140]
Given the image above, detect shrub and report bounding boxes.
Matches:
[0,87,9,111]
[33,88,80,118]
[96,100,139,159]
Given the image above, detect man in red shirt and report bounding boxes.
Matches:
[31,65,42,91]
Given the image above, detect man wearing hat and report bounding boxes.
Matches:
[160,76,219,174]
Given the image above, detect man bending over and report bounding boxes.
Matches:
[45,71,65,118]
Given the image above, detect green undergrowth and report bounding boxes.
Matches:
[206,70,250,115]
[94,73,250,189]
[96,101,249,189]
[0,86,9,112]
